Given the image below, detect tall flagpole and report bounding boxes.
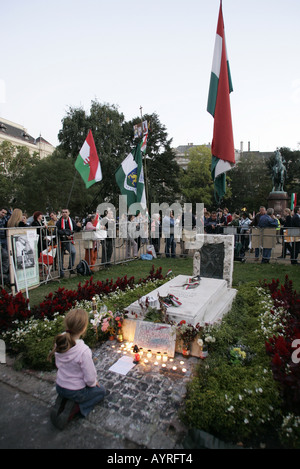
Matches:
[140,105,149,213]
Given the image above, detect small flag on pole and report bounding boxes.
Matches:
[207,0,235,202]
[291,193,297,211]
[75,130,102,188]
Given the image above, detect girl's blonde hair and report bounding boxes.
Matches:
[7,208,23,227]
[48,308,89,361]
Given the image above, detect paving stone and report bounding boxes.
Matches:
[0,339,200,449]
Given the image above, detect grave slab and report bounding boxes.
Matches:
[125,275,237,327]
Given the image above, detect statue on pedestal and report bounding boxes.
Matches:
[272,149,286,192]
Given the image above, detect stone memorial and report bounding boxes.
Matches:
[124,274,237,328]
[191,233,235,287]
[122,234,237,357]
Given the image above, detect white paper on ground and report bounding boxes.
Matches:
[108,355,136,375]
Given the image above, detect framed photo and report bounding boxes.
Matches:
[7,228,40,294]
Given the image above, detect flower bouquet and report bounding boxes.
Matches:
[228,344,254,365]
[176,320,200,355]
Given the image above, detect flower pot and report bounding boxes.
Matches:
[109,335,115,341]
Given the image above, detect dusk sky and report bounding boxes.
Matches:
[1,0,300,153]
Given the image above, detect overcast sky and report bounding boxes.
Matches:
[1,0,300,153]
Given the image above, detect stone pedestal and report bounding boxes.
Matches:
[268,191,289,216]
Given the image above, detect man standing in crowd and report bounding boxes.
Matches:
[56,209,81,277]
[291,206,300,265]
[0,208,11,250]
[257,207,278,263]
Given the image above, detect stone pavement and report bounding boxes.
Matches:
[0,339,199,449]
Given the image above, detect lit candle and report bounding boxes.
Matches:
[156,352,161,360]
[134,353,140,363]
[163,353,168,362]
[144,359,149,364]
[180,360,184,365]
[147,350,152,358]
[154,361,158,366]
[169,358,174,362]
[112,345,115,348]
[162,363,167,368]
[182,368,187,373]
[139,348,144,356]
[172,366,177,371]
[117,350,121,354]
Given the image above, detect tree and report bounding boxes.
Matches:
[178,145,215,208]
[0,141,40,209]
[228,153,272,213]
[57,100,128,211]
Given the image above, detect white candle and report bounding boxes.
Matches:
[163,353,168,362]
[172,366,177,371]
[154,361,158,366]
[182,368,187,373]
[162,363,166,368]
[180,360,184,365]
[144,359,149,364]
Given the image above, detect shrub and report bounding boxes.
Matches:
[0,289,31,332]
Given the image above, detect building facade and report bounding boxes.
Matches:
[0,117,55,158]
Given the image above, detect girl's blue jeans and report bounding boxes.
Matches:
[56,383,106,417]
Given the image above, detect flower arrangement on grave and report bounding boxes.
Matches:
[196,323,217,357]
[176,320,200,355]
[228,344,254,366]
[114,311,124,342]
[97,309,125,341]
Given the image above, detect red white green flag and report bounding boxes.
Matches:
[291,193,297,211]
[207,1,235,202]
[75,130,102,188]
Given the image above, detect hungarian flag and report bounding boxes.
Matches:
[115,143,146,209]
[75,130,102,188]
[291,193,297,211]
[141,132,148,153]
[207,1,235,202]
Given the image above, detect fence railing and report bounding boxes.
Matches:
[0,224,299,291]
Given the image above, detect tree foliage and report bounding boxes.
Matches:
[178,145,215,208]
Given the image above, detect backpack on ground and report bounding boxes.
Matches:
[76,259,93,276]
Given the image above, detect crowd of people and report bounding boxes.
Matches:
[0,203,299,286]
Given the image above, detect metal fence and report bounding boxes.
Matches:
[0,224,299,291]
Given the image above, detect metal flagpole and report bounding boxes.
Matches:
[140,106,149,213]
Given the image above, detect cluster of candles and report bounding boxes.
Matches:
[111,342,187,373]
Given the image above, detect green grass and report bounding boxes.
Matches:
[27,257,300,308]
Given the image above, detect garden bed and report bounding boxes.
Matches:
[1,268,299,448]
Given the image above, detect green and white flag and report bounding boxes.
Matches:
[115,143,146,209]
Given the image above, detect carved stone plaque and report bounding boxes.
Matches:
[200,243,224,279]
